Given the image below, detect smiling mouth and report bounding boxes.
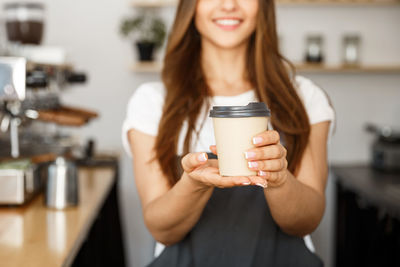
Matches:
[214,19,241,26]
[213,18,243,30]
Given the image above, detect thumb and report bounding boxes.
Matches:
[181,152,208,173]
[209,145,217,155]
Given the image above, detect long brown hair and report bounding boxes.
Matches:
[155,0,310,185]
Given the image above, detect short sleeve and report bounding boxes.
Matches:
[295,76,335,125]
[121,82,165,157]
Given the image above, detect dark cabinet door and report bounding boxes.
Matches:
[335,183,400,267]
[72,173,126,267]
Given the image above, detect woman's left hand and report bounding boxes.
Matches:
[210,130,289,189]
[244,130,288,189]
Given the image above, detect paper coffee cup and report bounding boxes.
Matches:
[210,102,271,176]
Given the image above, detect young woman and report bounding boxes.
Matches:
[122,0,334,266]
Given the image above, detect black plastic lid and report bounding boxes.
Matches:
[209,102,271,118]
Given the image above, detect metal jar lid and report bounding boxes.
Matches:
[209,102,271,118]
[4,3,44,10]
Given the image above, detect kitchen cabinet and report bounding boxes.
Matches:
[333,165,400,267]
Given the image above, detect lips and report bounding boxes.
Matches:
[213,18,243,30]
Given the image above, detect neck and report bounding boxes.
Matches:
[201,39,251,96]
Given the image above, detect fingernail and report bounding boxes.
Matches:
[242,181,251,185]
[253,136,263,145]
[248,161,258,168]
[198,153,207,162]
[258,170,267,177]
[244,151,256,159]
[256,183,268,188]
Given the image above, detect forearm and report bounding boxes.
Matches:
[144,173,214,245]
[264,171,325,237]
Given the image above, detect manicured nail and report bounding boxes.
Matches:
[242,181,251,186]
[244,151,256,159]
[256,183,268,188]
[258,170,267,177]
[248,161,258,168]
[198,153,207,162]
[253,136,263,145]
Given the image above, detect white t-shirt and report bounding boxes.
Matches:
[122,75,334,156]
[121,75,335,255]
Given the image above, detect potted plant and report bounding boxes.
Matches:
[120,13,166,62]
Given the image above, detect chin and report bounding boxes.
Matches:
[205,35,251,50]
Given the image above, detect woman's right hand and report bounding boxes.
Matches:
[181,152,253,189]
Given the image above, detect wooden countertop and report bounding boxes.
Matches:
[0,167,115,267]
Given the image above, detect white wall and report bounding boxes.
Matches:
[276,7,400,266]
[1,1,399,267]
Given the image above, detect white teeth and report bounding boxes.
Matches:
[215,19,240,26]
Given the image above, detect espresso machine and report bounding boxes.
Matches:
[0,57,93,157]
[0,57,25,158]
[0,1,98,205]
[0,53,95,207]
[0,56,96,205]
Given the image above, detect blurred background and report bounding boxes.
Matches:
[0,0,399,267]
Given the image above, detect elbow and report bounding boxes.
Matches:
[143,210,183,246]
[280,220,321,238]
[278,207,325,237]
[150,227,185,246]
[153,233,182,247]
[277,207,325,237]
[282,196,326,237]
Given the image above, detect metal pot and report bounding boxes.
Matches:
[366,123,400,172]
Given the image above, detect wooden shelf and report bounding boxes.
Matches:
[131,61,400,74]
[131,0,177,7]
[131,61,163,73]
[295,63,400,73]
[277,0,400,5]
[131,0,400,7]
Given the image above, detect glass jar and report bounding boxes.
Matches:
[343,35,361,66]
[305,34,324,64]
[4,3,45,45]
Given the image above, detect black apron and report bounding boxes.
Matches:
[147,184,324,267]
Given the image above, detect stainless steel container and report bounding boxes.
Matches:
[0,160,43,205]
[45,157,78,209]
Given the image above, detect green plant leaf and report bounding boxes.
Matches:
[119,14,166,49]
